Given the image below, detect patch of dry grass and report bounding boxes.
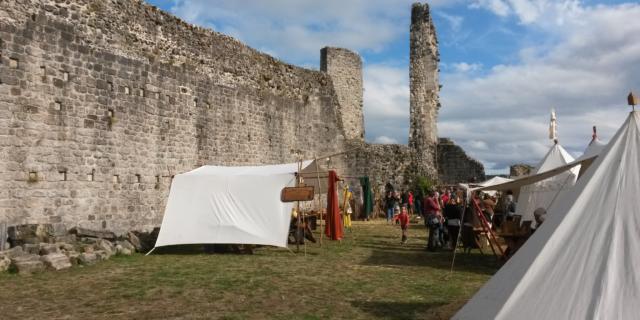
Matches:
[0,221,498,319]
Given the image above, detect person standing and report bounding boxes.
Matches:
[423,190,442,251]
[482,194,496,227]
[444,195,463,250]
[441,188,450,206]
[397,205,410,244]
[408,191,414,216]
[385,190,398,222]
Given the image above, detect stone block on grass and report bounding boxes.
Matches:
[57,242,75,252]
[0,255,10,272]
[66,251,80,266]
[115,244,132,256]
[117,240,135,252]
[23,244,41,255]
[1,246,25,259]
[39,243,60,255]
[11,254,45,274]
[95,239,115,257]
[127,231,142,252]
[94,250,109,261]
[8,224,54,246]
[69,227,116,240]
[41,253,71,271]
[78,252,97,265]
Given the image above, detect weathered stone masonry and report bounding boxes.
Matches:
[320,47,364,141]
[0,0,483,233]
[0,0,346,234]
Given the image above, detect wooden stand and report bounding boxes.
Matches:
[471,197,505,259]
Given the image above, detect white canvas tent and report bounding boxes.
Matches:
[476,176,513,196]
[576,137,606,177]
[453,111,640,319]
[515,143,579,227]
[153,160,323,250]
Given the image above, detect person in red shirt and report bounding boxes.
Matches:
[397,205,410,244]
[423,190,443,251]
[441,188,450,206]
[408,191,414,215]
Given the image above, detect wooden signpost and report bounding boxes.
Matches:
[281,186,315,202]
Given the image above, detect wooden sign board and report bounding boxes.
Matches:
[281,186,315,202]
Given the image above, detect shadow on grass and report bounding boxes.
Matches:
[351,300,447,320]
[152,244,207,254]
[361,247,499,275]
[153,244,261,255]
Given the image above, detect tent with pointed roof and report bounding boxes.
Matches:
[454,111,640,319]
[515,143,579,227]
[577,136,606,177]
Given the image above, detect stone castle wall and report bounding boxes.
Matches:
[0,0,345,234]
[0,0,485,233]
[321,47,364,141]
[437,138,485,184]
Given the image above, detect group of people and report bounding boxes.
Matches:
[383,187,467,251]
[382,182,553,256]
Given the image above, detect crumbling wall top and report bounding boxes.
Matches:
[0,0,335,102]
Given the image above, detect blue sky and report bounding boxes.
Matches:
[146,0,640,174]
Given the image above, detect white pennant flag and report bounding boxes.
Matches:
[549,109,558,141]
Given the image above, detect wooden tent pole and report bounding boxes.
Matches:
[449,193,468,274]
[296,159,302,253]
[301,158,307,257]
[314,156,324,247]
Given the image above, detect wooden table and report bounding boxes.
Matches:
[499,232,529,258]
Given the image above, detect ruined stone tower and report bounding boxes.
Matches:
[320,47,364,141]
[409,3,440,179]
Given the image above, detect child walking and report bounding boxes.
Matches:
[397,205,410,244]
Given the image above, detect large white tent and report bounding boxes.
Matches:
[454,111,640,319]
[153,160,318,250]
[515,143,579,227]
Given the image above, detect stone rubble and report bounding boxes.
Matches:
[0,225,142,274]
[0,255,11,272]
[41,253,72,271]
[10,254,46,274]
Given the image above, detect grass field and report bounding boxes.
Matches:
[0,221,499,319]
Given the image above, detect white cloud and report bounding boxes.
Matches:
[440,2,640,172]
[452,62,482,73]
[363,64,410,144]
[373,136,400,144]
[437,12,464,32]
[168,0,458,65]
[470,0,582,25]
[470,0,511,17]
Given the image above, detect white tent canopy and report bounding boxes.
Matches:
[153,160,320,249]
[472,157,593,193]
[472,136,603,194]
[515,143,579,227]
[577,137,606,177]
[454,111,640,319]
[476,176,513,196]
